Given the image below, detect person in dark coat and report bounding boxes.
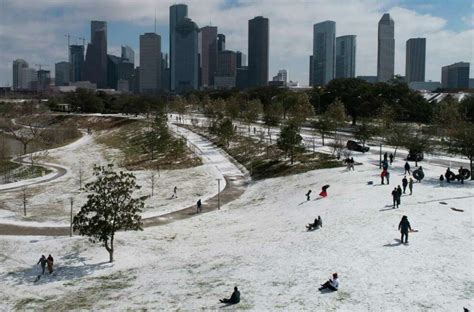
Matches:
[37,255,47,275]
[382,160,389,171]
[404,162,411,175]
[402,176,408,194]
[220,287,240,304]
[408,178,414,195]
[386,171,390,185]
[389,153,394,165]
[47,254,54,274]
[439,174,444,187]
[398,216,412,244]
[197,199,202,213]
[396,185,402,207]
[384,152,388,162]
[306,216,322,231]
[305,190,312,201]
[391,188,398,208]
[319,273,339,291]
[445,167,453,183]
[458,167,465,184]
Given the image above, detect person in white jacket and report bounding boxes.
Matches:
[319,273,339,291]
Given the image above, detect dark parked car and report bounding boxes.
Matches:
[346,140,369,153]
[407,151,424,162]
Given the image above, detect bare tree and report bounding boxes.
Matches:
[21,186,29,216]
[77,161,85,190]
[149,171,156,197]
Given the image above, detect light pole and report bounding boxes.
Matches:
[216,178,221,210]
[69,197,74,237]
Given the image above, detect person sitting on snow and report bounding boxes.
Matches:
[319,185,330,197]
[319,273,339,291]
[219,287,240,304]
[306,216,322,230]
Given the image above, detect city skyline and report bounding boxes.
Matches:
[1,0,473,87]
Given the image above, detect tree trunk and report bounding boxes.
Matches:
[290,148,294,164]
[105,237,114,262]
[322,134,325,146]
[393,147,398,160]
[471,157,473,181]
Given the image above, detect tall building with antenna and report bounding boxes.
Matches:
[170,4,188,91]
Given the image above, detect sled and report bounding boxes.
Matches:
[439,202,448,205]
[409,229,419,232]
[413,169,424,181]
[450,207,464,212]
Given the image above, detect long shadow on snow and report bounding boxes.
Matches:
[2,261,110,285]
[383,239,403,247]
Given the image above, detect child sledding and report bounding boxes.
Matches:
[306,216,322,231]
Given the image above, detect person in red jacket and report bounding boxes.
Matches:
[319,185,330,197]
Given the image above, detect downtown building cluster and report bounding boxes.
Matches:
[309,13,470,91]
[11,7,471,94]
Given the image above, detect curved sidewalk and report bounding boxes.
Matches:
[0,126,249,236]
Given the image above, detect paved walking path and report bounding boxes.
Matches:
[0,125,249,236]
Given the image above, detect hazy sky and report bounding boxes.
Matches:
[0,0,472,87]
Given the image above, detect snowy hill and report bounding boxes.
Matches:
[0,141,472,310]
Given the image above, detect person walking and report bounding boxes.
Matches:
[305,190,312,201]
[47,254,54,274]
[349,157,355,171]
[408,178,414,195]
[389,153,394,165]
[384,152,388,162]
[402,176,408,194]
[396,185,402,207]
[37,255,47,275]
[172,186,178,199]
[398,216,412,244]
[197,199,202,213]
[391,188,398,208]
[459,167,465,184]
[404,162,411,175]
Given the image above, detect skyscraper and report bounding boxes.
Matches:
[20,68,37,90]
[336,35,356,78]
[83,20,107,88]
[69,45,84,82]
[170,4,188,91]
[236,51,247,68]
[200,26,218,88]
[13,59,29,90]
[215,50,237,89]
[139,33,162,94]
[55,62,70,86]
[441,62,470,89]
[121,45,135,66]
[217,34,226,52]
[405,38,426,83]
[312,20,336,86]
[173,18,199,93]
[37,70,51,92]
[377,13,395,82]
[248,16,269,88]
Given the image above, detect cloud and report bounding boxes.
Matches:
[0,0,472,87]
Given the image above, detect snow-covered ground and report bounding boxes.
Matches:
[0,148,472,310]
[0,126,225,225]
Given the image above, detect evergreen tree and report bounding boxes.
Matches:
[73,164,144,262]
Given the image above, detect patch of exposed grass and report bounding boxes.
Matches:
[97,119,201,170]
[182,125,343,180]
